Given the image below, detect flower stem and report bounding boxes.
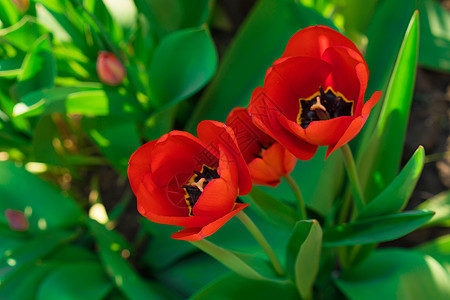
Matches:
[340,144,365,214]
[284,174,307,220]
[236,211,285,276]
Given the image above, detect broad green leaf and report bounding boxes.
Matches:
[157,252,229,297]
[37,262,113,300]
[0,262,56,300]
[148,27,217,107]
[191,238,280,281]
[82,116,141,175]
[357,12,419,202]
[31,115,61,165]
[134,0,210,38]
[357,146,425,219]
[286,220,322,300]
[323,210,433,247]
[0,16,48,52]
[416,234,450,273]
[417,0,450,72]
[0,0,21,27]
[417,190,450,227]
[342,0,379,35]
[191,273,298,300]
[15,35,56,99]
[0,161,84,230]
[14,87,141,118]
[0,55,24,78]
[334,248,450,300]
[186,0,337,132]
[0,231,70,279]
[88,220,173,300]
[242,187,298,230]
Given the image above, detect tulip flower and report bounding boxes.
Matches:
[11,0,29,13]
[226,107,296,186]
[248,25,382,160]
[5,209,29,231]
[128,121,252,241]
[96,51,126,86]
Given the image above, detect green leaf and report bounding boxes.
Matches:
[82,116,141,175]
[14,87,141,118]
[88,220,173,300]
[417,190,450,227]
[357,146,425,220]
[0,55,24,78]
[0,0,21,27]
[417,0,450,71]
[242,187,297,230]
[0,17,48,52]
[148,27,217,106]
[323,210,434,247]
[416,234,450,274]
[0,231,71,279]
[0,161,84,231]
[186,0,337,131]
[31,115,61,165]
[357,12,419,202]
[157,252,229,297]
[334,248,450,300]
[286,220,322,300]
[15,35,56,99]
[191,273,298,300]
[190,238,280,281]
[37,262,113,300]
[134,0,211,38]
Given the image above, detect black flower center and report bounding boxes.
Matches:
[181,165,220,216]
[297,87,354,129]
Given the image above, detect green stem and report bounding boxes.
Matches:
[340,144,365,214]
[284,174,307,220]
[236,211,285,276]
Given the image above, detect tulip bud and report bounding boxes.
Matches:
[11,0,29,14]
[5,209,29,231]
[96,51,126,86]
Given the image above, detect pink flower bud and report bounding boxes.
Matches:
[96,51,126,86]
[11,0,29,14]
[5,209,29,231]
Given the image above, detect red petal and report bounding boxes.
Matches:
[263,57,332,121]
[197,120,252,195]
[171,203,250,241]
[192,146,239,218]
[150,131,216,187]
[249,90,318,160]
[325,91,382,158]
[282,25,362,61]
[303,116,354,145]
[226,107,275,163]
[322,46,368,113]
[128,140,157,193]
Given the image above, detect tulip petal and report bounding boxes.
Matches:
[197,120,252,195]
[193,146,239,218]
[128,140,157,193]
[226,107,275,163]
[322,46,368,113]
[249,88,318,160]
[171,203,250,241]
[282,25,362,61]
[325,91,382,158]
[264,57,332,121]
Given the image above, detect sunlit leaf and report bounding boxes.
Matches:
[417,190,450,227]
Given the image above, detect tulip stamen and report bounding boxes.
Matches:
[181,165,220,216]
[297,87,354,128]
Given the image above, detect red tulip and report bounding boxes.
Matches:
[226,107,296,187]
[11,0,29,13]
[248,25,382,160]
[96,51,126,86]
[5,209,29,231]
[128,121,252,241]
